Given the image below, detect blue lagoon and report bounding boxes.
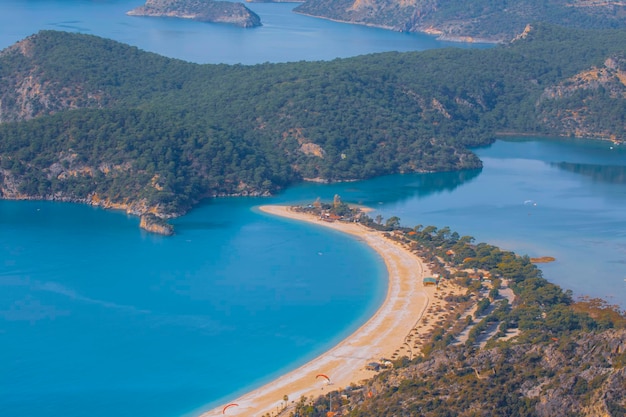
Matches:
[0,2,624,417]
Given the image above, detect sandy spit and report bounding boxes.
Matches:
[199,205,434,416]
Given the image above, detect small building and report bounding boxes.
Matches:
[322,212,342,222]
[423,277,438,286]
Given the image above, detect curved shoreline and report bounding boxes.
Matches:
[199,205,437,417]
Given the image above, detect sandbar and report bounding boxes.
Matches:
[199,205,436,416]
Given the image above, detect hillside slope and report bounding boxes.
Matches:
[0,25,625,231]
[295,0,626,42]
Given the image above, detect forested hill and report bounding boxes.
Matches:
[0,25,625,231]
[294,0,626,43]
[290,218,626,416]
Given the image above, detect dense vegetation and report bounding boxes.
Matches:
[288,208,626,416]
[1,25,625,226]
[295,0,626,42]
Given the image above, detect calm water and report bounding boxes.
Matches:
[0,0,484,64]
[1,2,625,417]
[2,138,624,417]
[273,137,626,308]
[0,197,386,417]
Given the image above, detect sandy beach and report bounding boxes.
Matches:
[200,205,437,417]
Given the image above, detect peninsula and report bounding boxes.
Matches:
[127,0,262,28]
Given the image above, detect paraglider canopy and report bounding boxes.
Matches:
[222,403,238,414]
[316,373,331,384]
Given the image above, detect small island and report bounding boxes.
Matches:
[127,0,262,28]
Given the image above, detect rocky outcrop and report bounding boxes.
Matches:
[0,163,177,236]
[541,56,626,102]
[139,213,174,235]
[538,55,626,141]
[341,329,626,416]
[0,36,107,123]
[127,0,262,28]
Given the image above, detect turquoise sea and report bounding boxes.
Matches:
[2,138,625,417]
[1,2,625,417]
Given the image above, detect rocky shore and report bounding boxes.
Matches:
[127,0,262,28]
[139,213,174,235]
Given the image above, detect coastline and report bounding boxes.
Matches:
[199,205,440,416]
[292,11,499,44]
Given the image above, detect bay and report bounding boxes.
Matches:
[369,138,626,308]
[2,137,624,417]
[0,0,486,65]
[1,2,625,417]
[0,198,387,417]
[272,137,626,309]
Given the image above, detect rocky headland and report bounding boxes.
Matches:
[127,0,262,28]
[139,213,175,235]
[293,0,626,43]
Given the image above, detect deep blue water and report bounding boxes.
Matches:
[0,0,486,65]
[1,2,625,417]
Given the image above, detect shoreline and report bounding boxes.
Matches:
[292,11,500,44]
[199,205,440,416]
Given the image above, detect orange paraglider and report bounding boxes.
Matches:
[316,374,331,384]
[222,403,238,414]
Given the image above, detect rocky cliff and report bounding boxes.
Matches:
[0,165,176,232]
[128,0,262,28]
[139,213,174,235]
[0,37,108,123]
[538,55,626,141]
[294,0,626,43]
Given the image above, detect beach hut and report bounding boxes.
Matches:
[423,277,438,286]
